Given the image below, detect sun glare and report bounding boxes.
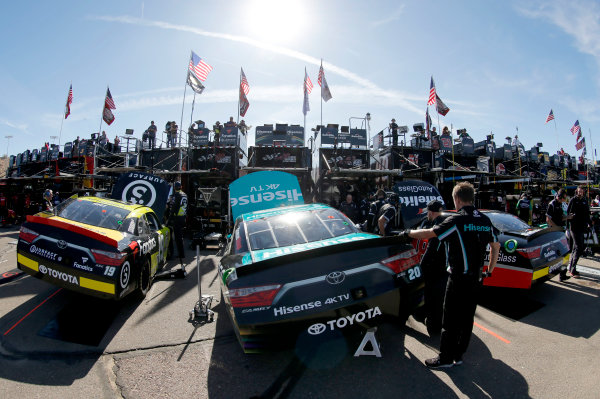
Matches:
[244,0,308,45]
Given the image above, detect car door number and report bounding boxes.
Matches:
[104,266,116,277]
[407,265,422,280]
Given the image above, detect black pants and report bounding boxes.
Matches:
[439,274,481,362]
[172,217,186,259]
[568,228,585,272]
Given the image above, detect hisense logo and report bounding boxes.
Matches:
[230,189,303,207]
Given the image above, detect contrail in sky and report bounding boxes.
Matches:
[90,15,422,114]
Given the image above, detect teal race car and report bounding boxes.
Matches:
[218,203,424,353]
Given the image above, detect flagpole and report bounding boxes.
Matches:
[98,86,107,142]
[58,112,65,150]
[238,68,241,125]
[589,128,595,165]
[553,118,558,153]
[58,82,70,149]
[320,59,323,129]
[179,53,192,171]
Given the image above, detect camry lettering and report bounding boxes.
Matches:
[30,245,59,261]
[307,307,382,334]
[38,265,79,285]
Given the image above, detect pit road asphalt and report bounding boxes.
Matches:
[0,224,599,399]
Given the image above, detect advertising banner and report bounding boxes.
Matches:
[229,171,304,220]
[190,128,210,147]
[63,142,72,158]
[286,125,304,146]
[220,126,238,146]
[350,129,367,147]
[320,127,338,146]
[110,172,171,221]
[394,180,445,229]
[255,126,273,146]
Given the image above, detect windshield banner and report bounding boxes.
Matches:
[229,171,304,220]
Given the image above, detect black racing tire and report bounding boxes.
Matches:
[137,258,151,298]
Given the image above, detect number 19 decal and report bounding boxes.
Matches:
[408,265,422,280]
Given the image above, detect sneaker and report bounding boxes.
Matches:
[569,271,580,278]
[425,356,454,369]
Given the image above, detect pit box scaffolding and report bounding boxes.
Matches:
[189,186,228,250]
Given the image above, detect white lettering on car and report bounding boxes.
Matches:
[307,307,382,335]
[37,264,79,285]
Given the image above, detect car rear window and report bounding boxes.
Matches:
[239,208,356,252]
[487,212,531,232]
[55,198,130,231]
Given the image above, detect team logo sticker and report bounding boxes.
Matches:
[120,261,131,289]
[504,239,518,253]
[121,180,157,207]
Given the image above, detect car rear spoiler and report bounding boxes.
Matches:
[502,226,565,242]
[26,215,120,248]
[222,235,410,278]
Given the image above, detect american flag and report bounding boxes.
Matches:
[427,77,436,105]
[303,68,311,115]
[240,68,250,95]
[570,120,580,135]
[317,63,332,101]
[65,84,73,119]
[545,109,554,123]
[318,65,324,87]
[189,51,213,82]
[576,137,586,151]
[105,87,116,110]
[304,70,313,94]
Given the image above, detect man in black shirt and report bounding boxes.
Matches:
[168,181,188,270]
[546,189,571,281]
[403,182,500,368]
[516,193,531,224]
[366,189,386,233]
[377,194,399,236]
[339,194,358,223]
[419,200,448,336]
[389,119,399,146]
[567,187,590,278]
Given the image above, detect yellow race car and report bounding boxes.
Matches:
[17,196,171,300]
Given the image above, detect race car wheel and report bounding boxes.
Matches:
[137,258,151,298]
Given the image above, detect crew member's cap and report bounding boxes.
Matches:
[426,200,444,212]
[391,118,396,122]
[174,181,182,189]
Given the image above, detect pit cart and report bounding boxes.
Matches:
[189,187,228,250]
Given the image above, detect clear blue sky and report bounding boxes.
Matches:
[1,0,598,161]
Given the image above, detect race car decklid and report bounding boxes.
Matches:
[26,215,121,248]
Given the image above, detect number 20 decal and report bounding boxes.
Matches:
[408,266,422,280]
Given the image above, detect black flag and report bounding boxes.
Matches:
[436,94,450,116]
